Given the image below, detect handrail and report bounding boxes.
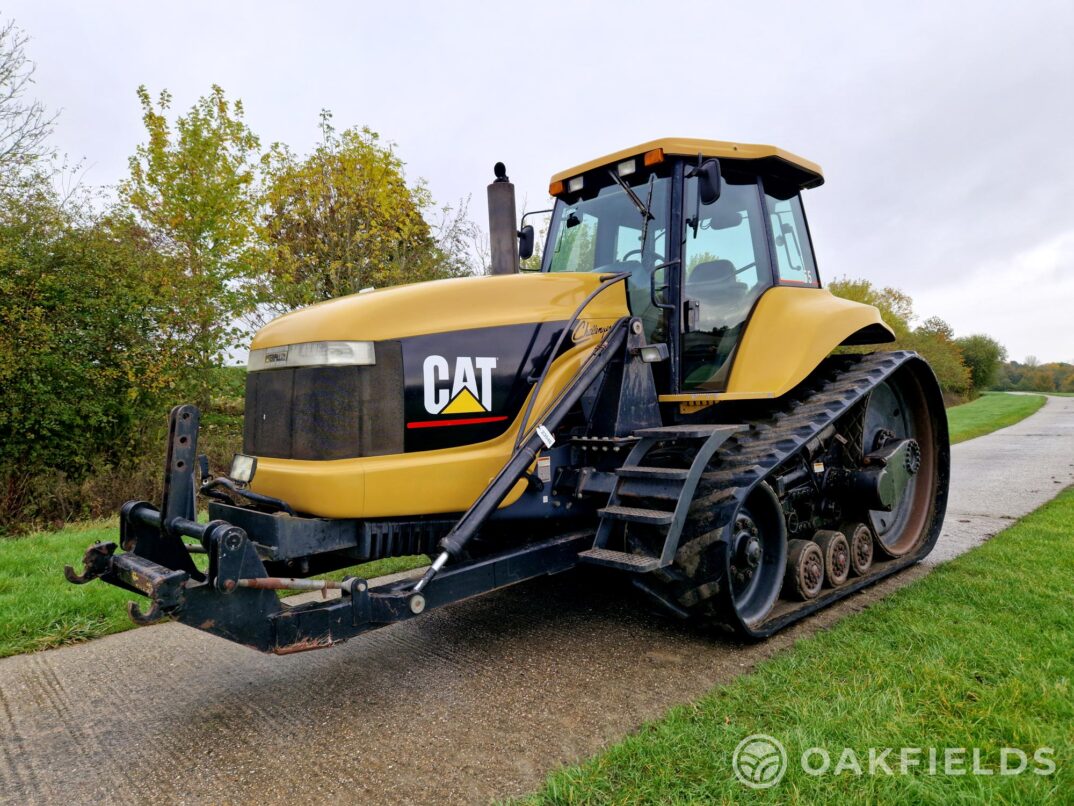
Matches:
[514,271,630,450]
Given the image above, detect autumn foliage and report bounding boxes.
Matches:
[0,75,478,531]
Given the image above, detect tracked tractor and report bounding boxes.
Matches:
[67,138,949,652]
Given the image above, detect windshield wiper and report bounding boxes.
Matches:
[607,169,653,223]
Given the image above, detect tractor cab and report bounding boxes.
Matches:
[539,138,823,394]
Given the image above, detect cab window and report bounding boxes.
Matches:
[544,170,672,341]
[765,188,818,286]
[681,175,772,390]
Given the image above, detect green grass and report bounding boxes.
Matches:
[947,392,1045,443]
[529,488,1074,804]
[0,519,426,659]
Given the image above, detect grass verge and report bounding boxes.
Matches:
[947,392,1045,443]
[529,488,1074,804]
[0,519,426,659]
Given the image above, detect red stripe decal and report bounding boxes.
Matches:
[407,415,509,429]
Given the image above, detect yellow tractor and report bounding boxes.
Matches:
[67,138,949,652]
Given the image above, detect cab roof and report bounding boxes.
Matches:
[549,137,824,191]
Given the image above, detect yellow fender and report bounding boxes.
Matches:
[727,287,895,398]
[662,287,894,406]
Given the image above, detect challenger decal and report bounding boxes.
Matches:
[571,321,612,343]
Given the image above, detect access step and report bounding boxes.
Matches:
[597,505,675,525]
[633,424,742,440]
[577,547,662,572]
[616,465,690,480]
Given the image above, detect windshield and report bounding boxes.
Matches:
[544,171,671,339]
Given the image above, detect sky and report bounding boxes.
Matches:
[7,0,1074,362]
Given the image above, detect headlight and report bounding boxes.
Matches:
[248,340,375,371]
[230,453,257,483]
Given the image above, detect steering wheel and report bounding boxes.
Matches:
[620,248,666,264]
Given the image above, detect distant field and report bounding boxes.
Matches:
[947,392,1045,443]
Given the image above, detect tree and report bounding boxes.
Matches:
[119,85,261,401]
[955,334,1008,391]
[256,113,473,318]
[917,316,956,342]
[0,20,55,184]
[0,174,179,524]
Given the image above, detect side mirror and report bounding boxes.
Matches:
[518,225,535,260]
[696,159,722,205]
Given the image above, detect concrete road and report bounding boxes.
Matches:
[2,396,1072,805]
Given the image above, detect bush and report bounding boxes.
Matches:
[956,334,1007,392]
[0,182,179,527]
[995,359,1074,393]
[0,174,248,533]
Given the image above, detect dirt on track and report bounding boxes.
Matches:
[1,396,1072,805]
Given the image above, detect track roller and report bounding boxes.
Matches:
[784,538,824,600]
[841,521,874,576]
[814,529,850,587]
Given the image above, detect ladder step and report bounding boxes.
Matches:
[634,424,742,440]
[616,465,690,480]
[616,478,682,502]
[598,505,675,525]
[578,547,662,572]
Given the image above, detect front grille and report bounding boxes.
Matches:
[243,341,404,460]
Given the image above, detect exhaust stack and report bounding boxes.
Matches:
[487,162,520,275]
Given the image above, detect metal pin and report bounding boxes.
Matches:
[412,551,449,594]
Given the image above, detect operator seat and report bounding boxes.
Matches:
[686,259,748,328]
[682,259,752,388]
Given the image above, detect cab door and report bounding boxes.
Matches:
[680,171,774,390]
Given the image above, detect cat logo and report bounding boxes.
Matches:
[415,355,505,429]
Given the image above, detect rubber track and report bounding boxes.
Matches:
[668,350,937,636]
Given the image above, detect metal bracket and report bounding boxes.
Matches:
[162,405,200,526]
[64,541,117,584]
[346,577,371,626]
[210,523,265,594]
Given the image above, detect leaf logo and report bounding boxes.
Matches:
[732,734,787,789]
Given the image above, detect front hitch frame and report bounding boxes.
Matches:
[65,403,606,654]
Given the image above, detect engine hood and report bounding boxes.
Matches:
[250,272,628,349]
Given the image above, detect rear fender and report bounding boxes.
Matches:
[726,287,895,399]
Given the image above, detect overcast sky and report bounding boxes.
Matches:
[8,0,1074,361]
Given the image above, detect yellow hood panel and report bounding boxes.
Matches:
[251,272,629,348]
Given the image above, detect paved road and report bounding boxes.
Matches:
[2,396,1072,805]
